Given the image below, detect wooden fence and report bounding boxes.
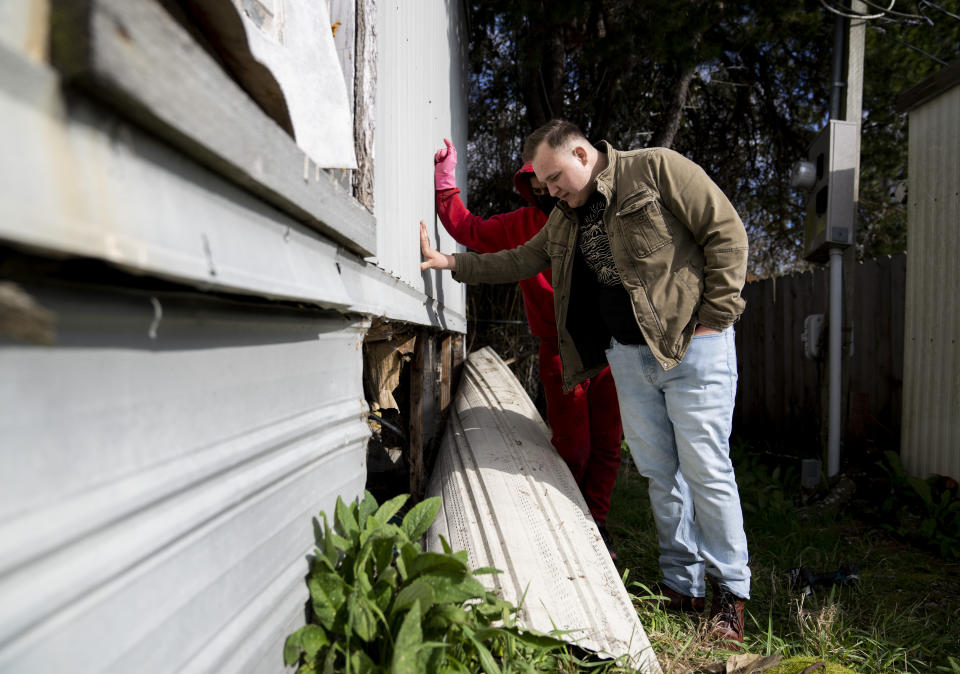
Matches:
[734,254,906,458]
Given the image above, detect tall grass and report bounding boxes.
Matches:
[607,444,960,673]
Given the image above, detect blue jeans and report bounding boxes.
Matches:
[605,328,750,599]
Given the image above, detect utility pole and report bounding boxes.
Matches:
[841,2,866,469]
[795,1,866,478]
[826,0,866,478]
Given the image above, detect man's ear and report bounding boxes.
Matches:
[572,145,588,165]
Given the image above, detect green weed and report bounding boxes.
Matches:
[285,492,630,673]
[878,450,960,559]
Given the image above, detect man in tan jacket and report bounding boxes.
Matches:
[420,119,751,645]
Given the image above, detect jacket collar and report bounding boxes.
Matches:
[594,140,618,197]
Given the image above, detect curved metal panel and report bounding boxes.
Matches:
[425,347,661,673]
[0,283,368,672]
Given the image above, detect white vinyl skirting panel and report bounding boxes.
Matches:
[0,281,369,673]
[425,347,661,673]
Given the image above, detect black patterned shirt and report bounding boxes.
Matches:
[574,191,646,345]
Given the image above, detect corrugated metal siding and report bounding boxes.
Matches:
[0,282,368,672]
[374,0,468,325]
[901,83,960,481]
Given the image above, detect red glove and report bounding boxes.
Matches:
[434,138,457,191]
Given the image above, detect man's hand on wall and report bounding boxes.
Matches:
[420,220,456,271]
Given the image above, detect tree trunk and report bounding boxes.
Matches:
[520,9,566,132]
[650,64,696,149]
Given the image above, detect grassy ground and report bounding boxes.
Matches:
[605,440,960,674]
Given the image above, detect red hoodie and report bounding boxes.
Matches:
[435,164,556,339]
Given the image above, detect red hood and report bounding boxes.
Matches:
[513,163,538,207]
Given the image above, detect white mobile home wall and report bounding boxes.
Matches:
[374,0,469,324]
[0,0,468,671]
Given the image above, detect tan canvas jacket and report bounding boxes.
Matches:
[453,142,749,391]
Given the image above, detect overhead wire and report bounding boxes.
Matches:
[818,0,956,66]
[920,0,960,21]
[820,0,960,23]
[869,24,951,64]
[859,0,927,20]
[819,0,889,20]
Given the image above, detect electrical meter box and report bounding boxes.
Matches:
[802,120,859,262]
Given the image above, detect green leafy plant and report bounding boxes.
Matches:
[879,451,960,559]
[284,492,584,673]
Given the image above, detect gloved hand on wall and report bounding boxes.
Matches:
[434,138,457,191]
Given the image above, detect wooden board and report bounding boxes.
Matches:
[177,0,357,168]
[49,0,375,256]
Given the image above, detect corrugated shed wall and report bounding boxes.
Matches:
[901,83,960,481]
[375,0,469,327]
[0,282,368,672]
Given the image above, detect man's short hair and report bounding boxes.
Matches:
[522,119,587,163]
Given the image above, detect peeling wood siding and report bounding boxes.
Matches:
[901,82,960,482]
[0,47,462,331]
[47,0,375,256]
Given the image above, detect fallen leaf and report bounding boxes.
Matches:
[726,653,784,673]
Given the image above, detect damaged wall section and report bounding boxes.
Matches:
[363,319,464,501]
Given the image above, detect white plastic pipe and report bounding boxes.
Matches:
[828,246,843,476]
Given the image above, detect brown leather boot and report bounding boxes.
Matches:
[709,579,746,647]
[645,582,705,614]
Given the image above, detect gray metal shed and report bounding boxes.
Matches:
[896,59,960,482]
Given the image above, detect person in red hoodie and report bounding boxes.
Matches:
[434,138,624,557]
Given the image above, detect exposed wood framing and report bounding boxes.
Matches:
[0,282,56,345]
[438,333,465,419]
[440,334,452,416]
[451,333,465,398]
[352,0,376,211]
[48,0,376,257]
[408,331,426,498]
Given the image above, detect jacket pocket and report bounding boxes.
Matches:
[616,189,673,258]
[546,239,568,264]
[670,268,702,355]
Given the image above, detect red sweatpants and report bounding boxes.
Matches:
[538,338,623,524]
